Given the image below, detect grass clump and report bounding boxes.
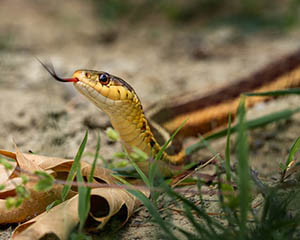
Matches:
[65,87,300,238]
[127,90,300,239]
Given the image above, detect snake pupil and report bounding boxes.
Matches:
[99,73,109,85]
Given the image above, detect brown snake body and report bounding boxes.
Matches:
[149,49,300,139]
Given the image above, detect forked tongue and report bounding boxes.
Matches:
[37,58,78,82]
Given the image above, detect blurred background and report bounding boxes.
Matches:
[1,1,300,238]
[0,0,300,163]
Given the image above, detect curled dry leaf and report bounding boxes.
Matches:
[0,149,150,240]
[0,149,76,224]
[87,188,139,231]
[12,187,148,239]
[0,149,73,172]
[12,194,79,240]
[0,182,69,224]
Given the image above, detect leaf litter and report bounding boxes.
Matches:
[0,145,149,240]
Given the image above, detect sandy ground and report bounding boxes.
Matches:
[0,0,300,239]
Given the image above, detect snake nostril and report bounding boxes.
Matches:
[85,72,91,78]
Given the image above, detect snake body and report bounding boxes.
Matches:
[40,50,300,176]
[149,49,300,139]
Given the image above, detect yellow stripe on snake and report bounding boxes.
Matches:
[39,49,300,176]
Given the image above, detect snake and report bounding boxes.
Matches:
[39,61,185,176]
[39,50,300,176]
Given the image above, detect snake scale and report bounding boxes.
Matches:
[40,50,300,176]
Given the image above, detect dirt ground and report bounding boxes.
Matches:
[1,1,300,239]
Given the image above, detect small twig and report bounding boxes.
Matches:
[172,154,219,188]
[11,164,222,195]
[252,200,263,209]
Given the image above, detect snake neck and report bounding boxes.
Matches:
[108,98,185,165]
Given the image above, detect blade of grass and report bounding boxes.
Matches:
[47,130,89,211]
[225,113,232,182]
[280,136,300,182]
[78,132,100,233]
[77,158,88,233]
[112,173,174,238]
[186,107,300,155]
[149,119,187,188]
[245,88,300,96]
[61,130,88,201]
[236,96,250,236]
[285,136,300,169]
[126,148,151,188]
[217,171,239,235]
[88,133,101,183]
[155,119,188,161]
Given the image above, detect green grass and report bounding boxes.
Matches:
[280,136,300,182]
[77,133,101,234]
[225,113,232,182]
[50,87,300,238]
[126,89,300,239]
[62,131,101,240]
[235,96,250,237]
[46,130,89,211]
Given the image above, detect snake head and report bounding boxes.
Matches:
[39,59,137,103]
[71,70,143,115]
[72,70,138,101]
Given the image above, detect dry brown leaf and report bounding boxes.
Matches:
[87,188,140,231]
[81,163,116,185]
[0,149,43,179]
[0,150,77,223]
[0,177,23,198]
[0,150,117,184]
[0,150,115,184]
[0,149,73,172]
[12,187,149,239]
[0,160,17,184]
[0,150,17,161]
[0,182,75,224]
[12,194,79,240]
[14,144,43,172]
[0,149,150,239]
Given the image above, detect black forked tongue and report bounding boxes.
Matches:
[37,58,78,83]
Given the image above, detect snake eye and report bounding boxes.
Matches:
[99,73,110,85]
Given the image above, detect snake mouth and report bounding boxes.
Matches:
[74,80,116,108]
